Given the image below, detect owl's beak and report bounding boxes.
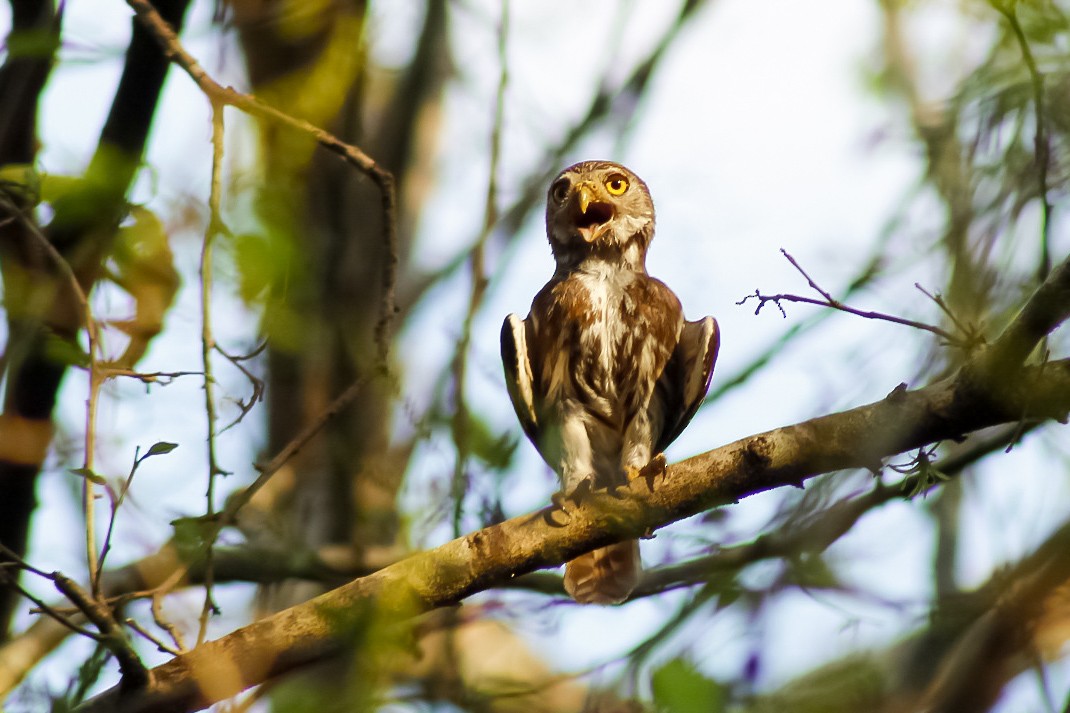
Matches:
[573,185,612,243]
[578,186,594,215]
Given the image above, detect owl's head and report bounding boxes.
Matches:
[545,160,655,270]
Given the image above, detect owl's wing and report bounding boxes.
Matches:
[501,313,541,446]
[654,316,720,454]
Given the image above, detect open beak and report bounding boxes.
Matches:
[572,185,613,243]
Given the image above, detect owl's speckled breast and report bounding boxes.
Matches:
[533,258,682,425]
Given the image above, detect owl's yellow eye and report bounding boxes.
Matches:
[604,175,629,196]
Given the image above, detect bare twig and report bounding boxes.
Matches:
[96,368,206,384]
[449,0,509,536]
[98,448,143,575]
[150,593,187,655]
[195,99,227,647]
[914,283,981,344]
[738,249,966,345]
[215,341,266,433]
[0,193,93,331]
[223,374,368,525]
[125,617,182,656]
[85,363,103,594]
[0,193,106,592]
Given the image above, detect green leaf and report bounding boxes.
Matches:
[171,516,219,559]
[144,441,179,458]
[651,658,725,713]
[65,643,111,707]
[69,467,107,486]
[713,583,742,612]
[43,331,91,368]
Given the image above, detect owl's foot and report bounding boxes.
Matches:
[627,453,667,491]
[548,478,594,520]
[563,478,593,506]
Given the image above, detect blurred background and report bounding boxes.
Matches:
[1,0,1069,710]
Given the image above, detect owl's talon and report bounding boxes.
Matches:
[565,479,593,506]
[550,478,594,514]
[629,453,667,491]
[543,491,571,526]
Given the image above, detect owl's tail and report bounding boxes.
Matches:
[564,540,640,604]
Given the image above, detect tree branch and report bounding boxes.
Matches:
[972,252,1070,379]
[77,351,1070,712]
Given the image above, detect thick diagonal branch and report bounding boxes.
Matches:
[77,351,1070,712]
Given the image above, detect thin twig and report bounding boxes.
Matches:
[85,358,103,594]
[0,194,106,592]
[224,375,368,523]
[739,249,965,345]
[0,194,93,328]
[151,592,187,654]
[782,249,835,302]
[0,544,148,676]
[449,0,510,537]
[96,368,206,384]
[214,342,266,433]
[125,617,183,656]
[196,99,226,646]
[914,283,982,344]
[97,446,143,575]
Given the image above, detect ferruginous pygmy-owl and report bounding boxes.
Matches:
[501,160,719,604]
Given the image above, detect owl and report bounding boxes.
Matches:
[501,161,719,604]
